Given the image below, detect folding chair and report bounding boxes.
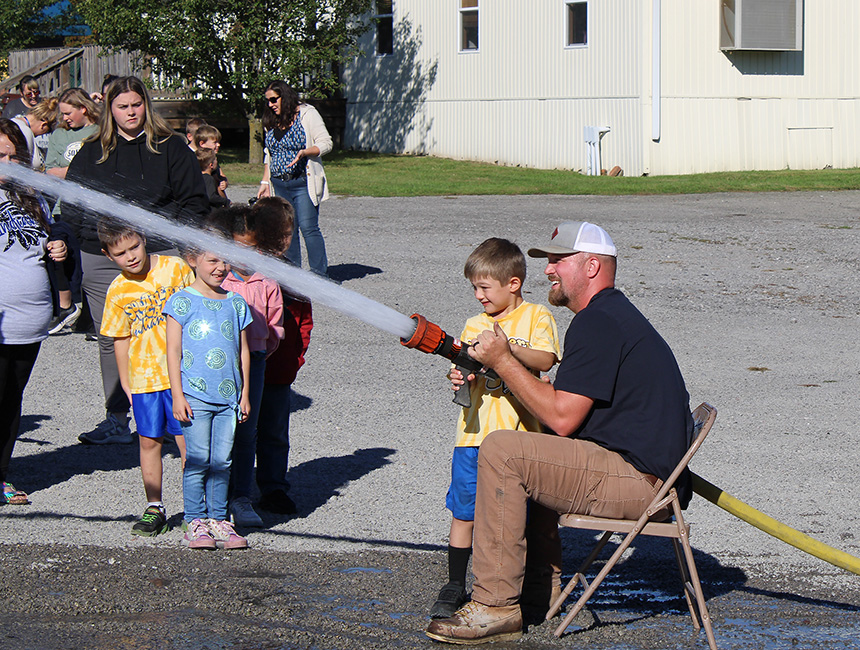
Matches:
[546,402,718,650]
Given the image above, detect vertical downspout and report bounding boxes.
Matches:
[652,0,661,142]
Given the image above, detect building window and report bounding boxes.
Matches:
[460,0,479,51]
[566,0,587,47]
[375,1,394,55]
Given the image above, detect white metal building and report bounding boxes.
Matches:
[342,1,860,176]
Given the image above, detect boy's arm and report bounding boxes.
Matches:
[449,349,554,394]
[165,316,193,422]
[238,329,251,422]
[113,337,133,405]
[510,346,557,372]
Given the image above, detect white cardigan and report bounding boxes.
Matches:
[264,103,333,206]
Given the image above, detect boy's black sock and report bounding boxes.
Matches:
[447,545,472,586]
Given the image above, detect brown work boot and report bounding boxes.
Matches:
[425,600,523,644]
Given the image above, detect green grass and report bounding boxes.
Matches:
[219,149,860,197]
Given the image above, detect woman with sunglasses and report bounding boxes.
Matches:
[256,81,332,277]
[2,76,41,120]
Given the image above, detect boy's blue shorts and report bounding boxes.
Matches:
[445,446,480,521]
[131,389,182,439]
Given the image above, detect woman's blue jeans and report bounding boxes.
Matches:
[271,176,328,276]
[181,396,237,522]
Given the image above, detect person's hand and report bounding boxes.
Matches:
[257,183,271,199]
[46,239,67,262]
[468,321,512,369]
[238,396,251,423]
[218,180,228,192]
[286,149,306,168]
[448,367,476,393]
[173,395,193,423]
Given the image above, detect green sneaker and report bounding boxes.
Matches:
[131,505,168,537]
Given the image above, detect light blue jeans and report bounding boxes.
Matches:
[182,395,237,522]
[271,176,328,276]
[231,351,266,499]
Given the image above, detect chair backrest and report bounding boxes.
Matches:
[647,402,716,509]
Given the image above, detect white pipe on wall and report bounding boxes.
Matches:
[652,0,661,142]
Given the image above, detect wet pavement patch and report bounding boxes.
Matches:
[0,543,858,649]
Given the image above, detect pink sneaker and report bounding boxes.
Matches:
[208,519,248,549]
[183,518,216,550]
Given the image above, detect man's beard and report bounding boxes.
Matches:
[548,278,567,307]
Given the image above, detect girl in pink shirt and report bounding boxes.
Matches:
[213,206,291,527]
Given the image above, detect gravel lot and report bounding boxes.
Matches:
[3,187,860,648]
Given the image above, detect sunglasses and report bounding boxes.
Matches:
[266,96,280,104]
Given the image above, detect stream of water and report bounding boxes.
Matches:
[2,163,418,341]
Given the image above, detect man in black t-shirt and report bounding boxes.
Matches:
[426,222,694,645]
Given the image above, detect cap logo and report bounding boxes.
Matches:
[551,227,559,240]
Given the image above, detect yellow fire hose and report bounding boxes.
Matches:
[691,473,860,576]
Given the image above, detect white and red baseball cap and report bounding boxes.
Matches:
[527,221,617,258]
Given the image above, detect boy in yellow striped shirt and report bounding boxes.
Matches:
[100,222,195,537]
[431,238,561,619]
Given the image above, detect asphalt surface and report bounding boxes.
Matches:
[3,186,860,649]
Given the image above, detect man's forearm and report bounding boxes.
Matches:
[491,355,584,436]
[471,322,593,435]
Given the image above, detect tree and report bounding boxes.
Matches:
[2,1,85,79]
[72,0,373,161]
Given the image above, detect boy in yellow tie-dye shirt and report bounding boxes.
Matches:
[99,221,195,537]
[430,238,561,620]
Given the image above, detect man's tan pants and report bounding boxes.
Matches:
[471,429,661,607]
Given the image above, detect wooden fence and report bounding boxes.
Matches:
[2,46,346,147]
[2,46,144,96]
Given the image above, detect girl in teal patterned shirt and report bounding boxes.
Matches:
[164,244,252,550]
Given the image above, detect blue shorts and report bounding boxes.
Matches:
[131,390,182,439]
[445,447,480,521]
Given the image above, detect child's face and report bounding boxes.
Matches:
[111,91,146,140]
[60,102,89,129]
[281,225,294,256]
[29,118,51,136]
[471,275,521,319]
[231,232,257,273]
[191,252,230,289]
[104,234,148,275]
[198,138,220,153]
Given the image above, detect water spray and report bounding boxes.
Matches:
[1,163,416,340]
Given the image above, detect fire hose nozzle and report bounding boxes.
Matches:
[401,313,448,355]
[401,312,496,410]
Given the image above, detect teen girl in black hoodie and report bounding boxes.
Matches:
[65,75,208,446]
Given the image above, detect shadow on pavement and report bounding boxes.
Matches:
[328,263,383,283]
[10,415,181,495]
[283,446,396,519]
